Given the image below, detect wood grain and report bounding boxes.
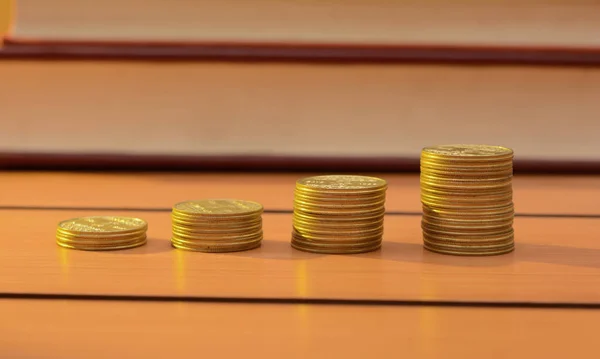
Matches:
[1,210,599,303]
[0,172,599,215]
[1,299,599,359]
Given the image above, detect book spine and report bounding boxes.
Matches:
[3,39,600,67]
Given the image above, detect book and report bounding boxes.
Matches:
[8,0,600,47]
[1,59,598,165]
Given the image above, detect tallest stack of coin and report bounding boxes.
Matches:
[420,145,515,256]
[292,175,387,254]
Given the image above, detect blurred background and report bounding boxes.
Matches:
[1,0,599,172]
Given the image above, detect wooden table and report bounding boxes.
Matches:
[1,172,599,358]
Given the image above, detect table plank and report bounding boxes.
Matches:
[0,172,599,214]
[1,299,598,359]
[1,210,599,303]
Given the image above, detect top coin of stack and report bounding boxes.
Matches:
[420,144,515,256]
[171,199,263,252]
[56,216,148,251]
[292,175,387,254]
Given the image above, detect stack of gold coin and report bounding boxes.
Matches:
[420,144,515,256]
[171,199,263,252]
[292,175,387,254]
[56,216,148,250]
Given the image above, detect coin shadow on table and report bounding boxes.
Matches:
[356,241,516,267]
[222,239,325,260]
[516,243,600,269]
[108,236,174,255]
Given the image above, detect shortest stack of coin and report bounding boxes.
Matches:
[171,199,263,252]
[292,175,387,254]
[56,216,148,251]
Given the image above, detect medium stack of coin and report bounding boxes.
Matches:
[171,199,263,252]
[56,216,148,250]
[292,175,387,254]
[420,144,515,256]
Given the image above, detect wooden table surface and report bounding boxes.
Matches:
[1,172,599,358]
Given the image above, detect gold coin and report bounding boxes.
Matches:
[421,187,513,198]
[423,230,514,242]
[294,190,386,202]
[421,166,513,174]
[171,235,263,246]
[291,235,382,247]
[292,228,383,243]
[293,203,385,216]
[423,236,514,249]
[420,181,512,195]
[172,222,262,235]
[294,191,387,202]
[56,233,147,246]
[421,172,512,184]
[423,215,513,228]
[295,186,387,196]
[422,224,513,237]
[421,201,514,211]
[293,197,386,210]
[423,231,514,244]
[422,213,514,224]
[420,182,513,193]
[421,199,513,210]
[420,162,513,173]
[172,242,261,253]
[423,217,513,230]
[421,191,513,202]
[292,217,384,231]
[421,144,513,160]
[424,245,514,256]
[172,199,263,218]
[421,173,514,182]
[421,195,512,208]
[293,206,385,221]
[171,229,263,241]
[291,237,381,254]
[293,223,383,236]
[171,237,262,252]
[56,234,147,251]
[421,158,513,167]
[171,232,262,244]
[296,175,387,194]
[421,180,512,193]
[422,203,513,216]
[420,189,512,202]
[422,220,512,233]
[56,227,147,240]
[171,214,261,228]
[56,230,147,243]
[58,216,148,235]
[425,238,514,250]
[57,240,147,251]
[421,170,513,181]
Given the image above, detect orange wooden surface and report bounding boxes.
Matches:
[1,172,599,214]
[1,172,599,358]
[1,300,599,359]
[0,211,599,302]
